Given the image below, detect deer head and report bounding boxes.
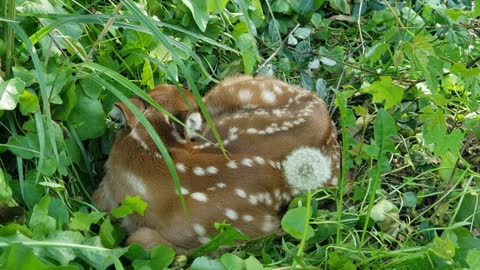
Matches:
[93,76,340,253]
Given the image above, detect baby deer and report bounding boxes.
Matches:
[93,75,340,253]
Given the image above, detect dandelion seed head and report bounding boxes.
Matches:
[282,147,332,191]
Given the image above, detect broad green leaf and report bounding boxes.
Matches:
[370,199,397,222]
[329,0,351,14]
[401,7,425,27]
[78,236,128,270]
[181,0,209,31]
[0,169,13,204]
[430,235,455,260]
[68,87,106,140]
[402,192,417,208]
[70,212,105,231]
[466,249,480,269]
[0,243,76,270]
[0,78,25,110]
[474,2,480,17]
[28,195,56,239]
[191,257,227,270]
[18,90,39,115]
[455,193,480,226]
[236,33,258,75]
[438,151,464,184]
[422,110,464,156]
[111,196,147,218]
[12,67,37,87]
[52,81,76,121]
[245,256,263,270]
[362,76,403,109]
[300,71,313,90]
[142,59,155,89]
[365,43,389,66]
[451,63,480,80]
[48,198,69,228]
[327,252,356,270]
[220,253,245,270]
[150,245,175,270]
[22,170,44,209]
[374,109,397,155]
[45,231,84,265]
[190,224,249,257]
[289,0,323,14]
[0,224,32,238]
[99,217,116,248]
[281,207,314,240]
[272,0,290,13]
[80,77,103,100]
[39,156,58,176]
[207,0,229,13]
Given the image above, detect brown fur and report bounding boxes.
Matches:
[93,76,340,253]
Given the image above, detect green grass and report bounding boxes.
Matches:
[1,0,480,269]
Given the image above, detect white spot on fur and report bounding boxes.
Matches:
[235,188,247,198]
[261,90,277,104]
[273,189,281,200]
[185,112,203,140]
[331,177,339,186]
[193,166,206,176]
[225,208,238,220]
[176,163,186,173]
[226,160,238,169]
[191,192,208,202]
[206,166,219,174]
[199,236,210,244]
[193,142,212,149]
[253,156,265,165]
[241,158,254,167]
[268,160,276,168]
[130,129,149,150]
[192,223,206,235]
[216,183,227,188]
[242,215,254,222]
[262,215,277,232]
[180,187,190,195]
[248,195,258,205]
[125,171,147,197]
[246,128,258,134]
[273,85,283,94]
[238,90,253,103]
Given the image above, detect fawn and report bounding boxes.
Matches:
[93,75,340,253]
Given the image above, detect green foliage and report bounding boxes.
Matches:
[281,207,314,240]
[111,195,147,218]
[1,0,479,269]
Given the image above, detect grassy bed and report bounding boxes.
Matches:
[1,0,479,269]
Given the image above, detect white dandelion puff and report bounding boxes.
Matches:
[282,147,332,191]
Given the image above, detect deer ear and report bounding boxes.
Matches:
[171,110,204,142]
[108,97,146,130]
[184,111,204,141]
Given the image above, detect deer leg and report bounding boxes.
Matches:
[127,227,188,254]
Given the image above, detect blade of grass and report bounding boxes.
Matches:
[333,89,349,246]
[26,14,239,54]
[8,22,60,183]
[3,0,16,79]
[121,0,228,158]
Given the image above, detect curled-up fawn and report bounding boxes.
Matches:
[93,76,340,253]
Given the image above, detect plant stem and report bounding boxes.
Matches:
[292,189,312,269]
[4,0,16,79]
